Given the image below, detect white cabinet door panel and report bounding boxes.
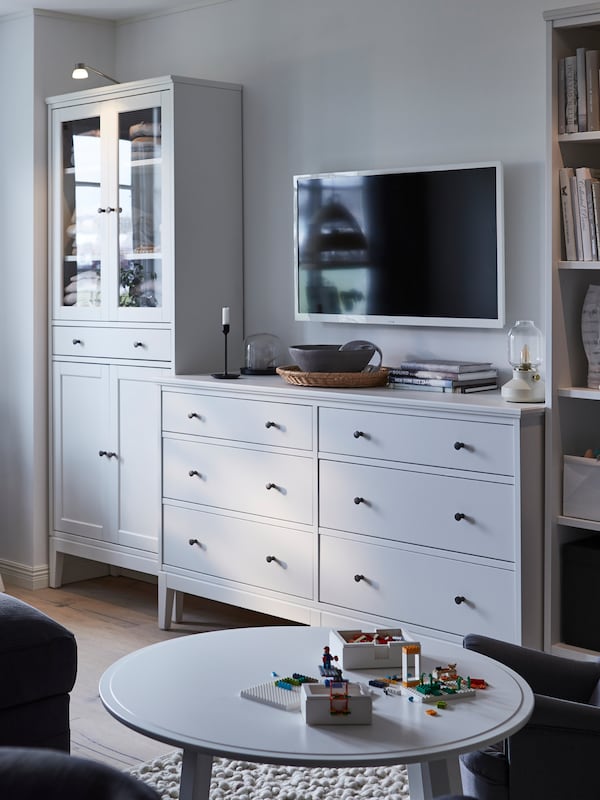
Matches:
[162,391,313,450]
[163,438,313,524]
[319,407,514,476]
[163,504,314,599]
[319,459,515,561]
[319,533,517,642]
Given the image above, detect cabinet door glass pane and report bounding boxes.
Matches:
[61,117,102,308]
[118,107,162,309]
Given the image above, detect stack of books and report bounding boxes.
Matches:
[389,359,499,393]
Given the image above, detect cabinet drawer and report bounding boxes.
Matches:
[319,407,514,475]
[163,438,313,524]
[319,459,514,561]
[163,504,313,599]
[319,533,516,641]
[162,391,313,449]
[53,326,171,361]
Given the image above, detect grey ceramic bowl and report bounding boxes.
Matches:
[289,342,381,373]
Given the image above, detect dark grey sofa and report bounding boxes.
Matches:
[0,593,77,751]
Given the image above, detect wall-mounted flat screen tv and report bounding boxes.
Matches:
[293,162,505,328]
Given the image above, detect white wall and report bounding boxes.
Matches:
[0,10,115,584]
[114,0,574,376]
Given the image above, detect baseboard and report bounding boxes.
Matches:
[0,559,49,590]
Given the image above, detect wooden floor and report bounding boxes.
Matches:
[7,576,294,770]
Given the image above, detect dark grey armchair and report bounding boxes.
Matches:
[461,633,600,800]
[0,748,160,799]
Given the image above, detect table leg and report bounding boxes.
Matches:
[407,757,462,800]
[179,748,213,800]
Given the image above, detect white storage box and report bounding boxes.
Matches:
[329,628,414,670]
[300,682,372,725]
[563,455,600,522]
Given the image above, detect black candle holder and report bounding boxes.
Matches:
[212,324,240,379]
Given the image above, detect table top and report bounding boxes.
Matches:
[99,626,533,767]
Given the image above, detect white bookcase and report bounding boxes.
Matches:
[545,4,600,658]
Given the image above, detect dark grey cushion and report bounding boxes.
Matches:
[0,747,160,799]
[0,594,77,708]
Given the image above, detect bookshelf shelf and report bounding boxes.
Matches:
[558,260,600,268]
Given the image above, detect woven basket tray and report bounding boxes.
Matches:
[276,365,390,388]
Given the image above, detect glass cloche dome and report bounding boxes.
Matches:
[241,333,287,375]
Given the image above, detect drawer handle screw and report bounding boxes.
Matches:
[187,412,202,420]
[188,469,202,478]
[454,512,466,521]
[354,496,365,505]
[454,595,466,605]
[72,338,82,345]
[454,441,465,450]
[265,421,279,429]
[188,538,200,546]
[354,573,366,582]
[353,430,365,439]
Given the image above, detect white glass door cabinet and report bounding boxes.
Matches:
[50,93,168,323]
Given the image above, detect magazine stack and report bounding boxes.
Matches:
[389,359,499,393]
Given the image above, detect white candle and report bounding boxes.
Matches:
[222,306,230,325]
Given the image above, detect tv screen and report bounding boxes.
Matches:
[293,162,505,328]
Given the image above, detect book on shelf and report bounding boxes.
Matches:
[396,358,493,374]
[586,49,600,131]
[559,167,577,261]
[389,380,498,394]
[560,166,600,262]
[564,55,578,133]
[577,47,588,132]
[390,367,498,381]
[558,57,566,135]
[389,375,498,389]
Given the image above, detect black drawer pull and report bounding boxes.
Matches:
[188,538,200,546]
[354,496,365,505]
[454,441,465,450]
[98,450,117,459]
[353,430,365,439]
[187,412,202,420]
[265,421,280,429]
[265,482,278,490]
[72,338,82,345]
[454,512,466,521]
[454,595,466,605]
[188,469,202,478]
[133,341,144,348]
[354,573,366,583]
[266,555,277,563]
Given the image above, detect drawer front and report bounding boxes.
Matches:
[53,326,171,361]
[163,504,314,599]
[319,407,514,475]
[319,533,516,641]
[163,438,313,524]
[319,460,515,561]
[163,391,313,450]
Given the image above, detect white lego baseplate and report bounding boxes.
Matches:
[240,681,302,711]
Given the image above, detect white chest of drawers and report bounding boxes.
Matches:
[158,376,544,647]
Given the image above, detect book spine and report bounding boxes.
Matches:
[558,57,566,135]
[565,55,578,133]
[398,361,492,373]
[571,174,584,260]
[559,167,577,261]
[390,368,497,381]
[592,181,600,263]
[388,382,450,393]
[453,384,499,394]
[389,376,454,388]
[577,47,588,131]
[576,167,593,261]
[586,50,600,131]
[586,178,599,260]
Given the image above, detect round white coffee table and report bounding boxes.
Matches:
[100,626,533,800]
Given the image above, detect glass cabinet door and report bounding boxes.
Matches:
[117,106,162,312]
[59,114,104,312]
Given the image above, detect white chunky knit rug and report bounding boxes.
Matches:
[129,750,410,799]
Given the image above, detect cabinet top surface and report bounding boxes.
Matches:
[46,74,242,106]
[159,374,545,419]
